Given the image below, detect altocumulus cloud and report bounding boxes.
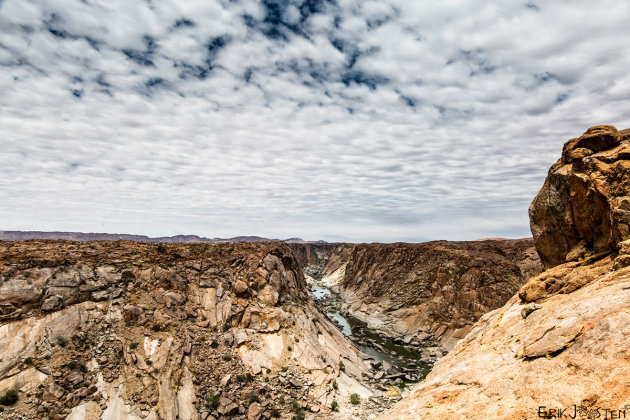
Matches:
[1,0,629,242]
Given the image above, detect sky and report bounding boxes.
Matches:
[1,0,629,243]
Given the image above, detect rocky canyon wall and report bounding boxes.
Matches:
[293,240,541,351]
[0,241,382,419]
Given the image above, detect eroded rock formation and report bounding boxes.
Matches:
[530,125,630,268]
[0,241,381,419]
[383,125,630,419]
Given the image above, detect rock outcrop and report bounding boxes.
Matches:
[0,241,382,419]
[530,125,630,268]
[383,125,630,419]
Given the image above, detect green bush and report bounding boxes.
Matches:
[350,393,360,405]
[331,400,339,412]
[0,390,18,406]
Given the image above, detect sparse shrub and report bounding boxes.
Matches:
[281,366,288,372]
[23,357,33,365]
[350,393,360,405]
[295,338,299,343]
[222,354,232,362]
[67,361,77,370]
[205,393,219,409]
[339,360,345,371]
[210,339,219,348]
[146,360,153,366]
[332,380,338,390]
[291,399,301,411]
[212,325,218,332]
[331,400,339,412]
[56,337,67,348]
[236,373,253,383]
[222,324,230,332]
[270,408,280,418]
[201,315,207,321]
[152,324,161,332]
[157,244,167,254]
[0,390,18,406]
[287,345,292,352]
[291,400,305,420]
[129,342,138,350]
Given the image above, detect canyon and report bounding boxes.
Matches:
[0,125,627,419]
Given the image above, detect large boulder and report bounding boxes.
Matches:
[530,125,630,268]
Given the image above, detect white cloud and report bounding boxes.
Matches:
[0,0,629,242]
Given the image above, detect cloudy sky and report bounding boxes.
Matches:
[1,0,629,242]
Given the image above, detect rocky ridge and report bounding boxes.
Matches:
[0,241,391,419]
[383,125,630,419]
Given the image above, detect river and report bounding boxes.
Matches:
[308,282,431,384]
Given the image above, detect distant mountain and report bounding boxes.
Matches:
[0,230,326,244]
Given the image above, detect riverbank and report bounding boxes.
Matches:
[306,274,434,392]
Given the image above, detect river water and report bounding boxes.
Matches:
[308,283,431,382]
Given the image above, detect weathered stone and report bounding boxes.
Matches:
[164,291,186,307]
[520,303,541,319]
[247,402,262,420]
[234,280,248,296]
[42,295,63,311]
[530,125,630,268]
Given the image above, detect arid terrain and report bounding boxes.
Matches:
[0,126,628,419]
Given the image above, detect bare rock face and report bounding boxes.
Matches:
[383,126,630,419]
[0,241,379,419]
[530,125,630,268]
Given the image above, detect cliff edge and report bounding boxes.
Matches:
[383,125,630,419]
